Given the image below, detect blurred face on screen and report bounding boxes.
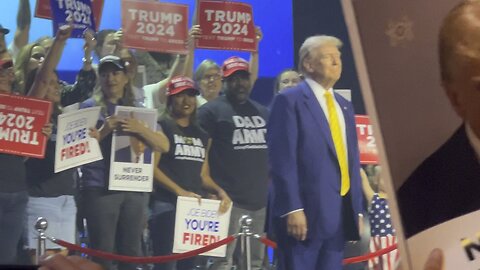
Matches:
[445,54,480,138]
[443,5,480,139]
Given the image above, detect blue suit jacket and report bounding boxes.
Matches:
[267,81,363,241]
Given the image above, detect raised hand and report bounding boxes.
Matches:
[83,29,97,52]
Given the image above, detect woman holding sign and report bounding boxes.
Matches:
[23,25,99,261]
[78,55,169,270]
[150,76,231,270]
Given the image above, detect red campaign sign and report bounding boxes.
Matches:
[122,0,189,54]
[35,0,104,31]
[196,1,257,52]
[355,115,379,165]
[0,94,52,158]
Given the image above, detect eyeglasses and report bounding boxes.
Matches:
[201,74,221,82]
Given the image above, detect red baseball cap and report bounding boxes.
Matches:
[166,76,199,96]
[222,56,249,78]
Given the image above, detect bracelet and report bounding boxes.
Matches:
[82,57,93,64]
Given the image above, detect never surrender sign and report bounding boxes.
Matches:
[35,0,104,31]
[0,94,51,158]
[109,106,157,192]
[197,1,256,52]
[55,107,103,173]
[51,0,97,38]
[355,115,379,164]
[122,0,188,54]
[173,197,232,257]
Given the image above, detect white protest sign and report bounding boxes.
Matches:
[109,106,157,192]
[55,106,102,173]
[408,210,480,269]
[173,197,232,257]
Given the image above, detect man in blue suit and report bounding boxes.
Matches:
[115,135,152,164]
[267,35,363,270]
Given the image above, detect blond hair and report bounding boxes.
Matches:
[298,35,343,75]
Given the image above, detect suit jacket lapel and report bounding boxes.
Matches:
[301,82,336,157]
[336,95,354,166]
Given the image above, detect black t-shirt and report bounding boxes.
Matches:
[153,117,209,204]
[25,126,76,197]
[0,154,26,193]
[197,96,269,210]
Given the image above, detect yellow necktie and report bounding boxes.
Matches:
[324,91,350,196]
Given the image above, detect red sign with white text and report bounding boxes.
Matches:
[196,1,256,52]
[0,94,52,158]
[122,0,189,54]
[355,115,379,165]
[35,0,104,31]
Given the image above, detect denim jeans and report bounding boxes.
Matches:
[81,189,148,270]
[25,195,77,249]
[0,191,28,264]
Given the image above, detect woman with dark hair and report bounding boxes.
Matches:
[94,29,117,59]
[23,27,96,105]
[25,25,98,262]
[0,55,31,264]
[78,55,169,270]
[149,76,231,270]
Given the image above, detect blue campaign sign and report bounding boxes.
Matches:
[50,0,96,38]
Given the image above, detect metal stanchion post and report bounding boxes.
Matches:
[239,215,253,270]
[35,217,48,264]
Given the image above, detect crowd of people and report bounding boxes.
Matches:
[8,0,479,269]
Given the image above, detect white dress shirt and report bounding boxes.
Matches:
[130,148,144,164]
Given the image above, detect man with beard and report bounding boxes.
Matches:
[197,56,269,270]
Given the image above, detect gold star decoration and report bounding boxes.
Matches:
[385,16,414,47]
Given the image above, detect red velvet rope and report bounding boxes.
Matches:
[260,237,396,265]
[54,235,395,265]
[259,236,277,249]
[53,235,235,264]
[343,243,398,265]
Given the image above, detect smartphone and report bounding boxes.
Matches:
[341,0,480,268]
